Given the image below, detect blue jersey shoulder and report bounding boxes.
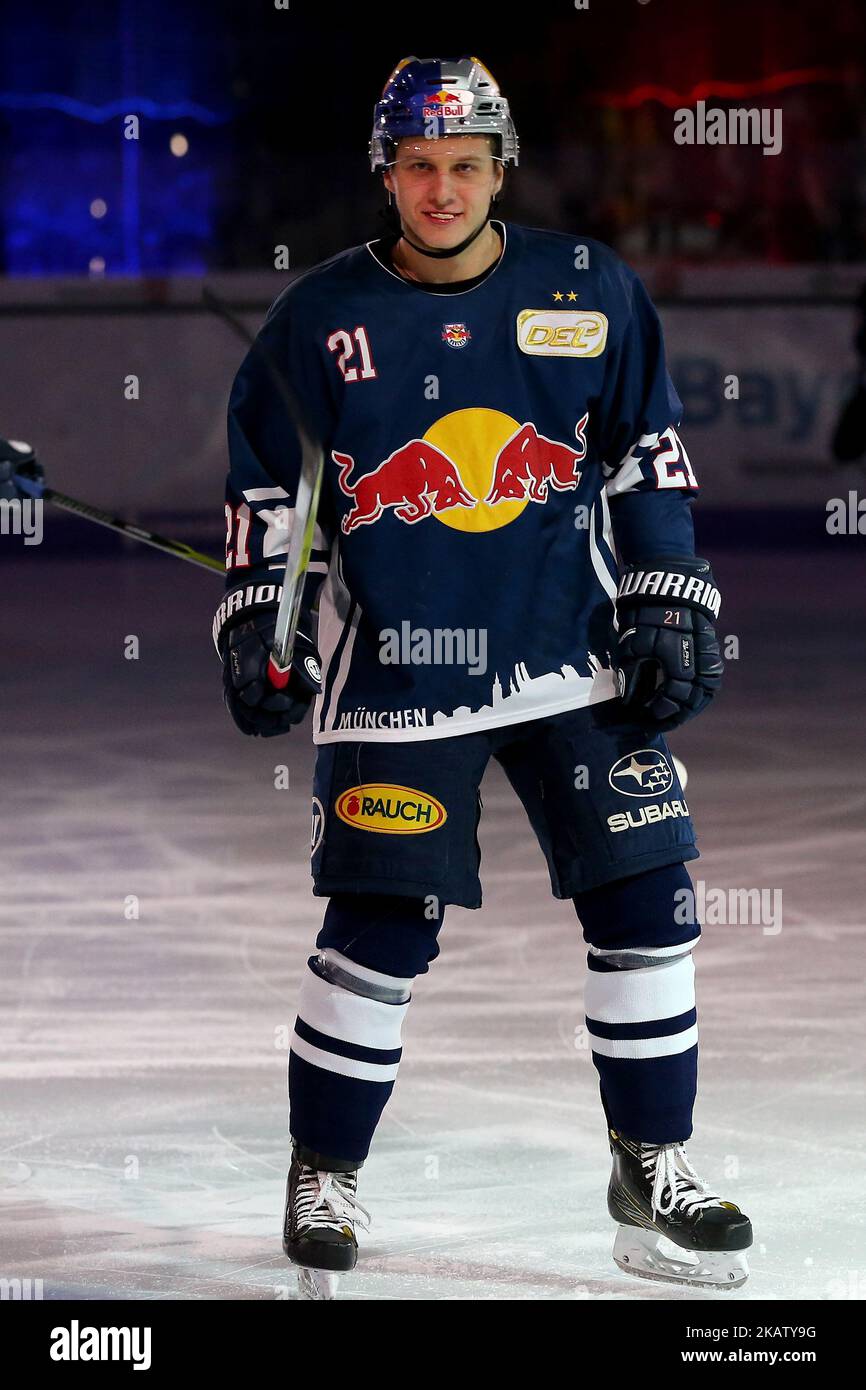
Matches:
[508,222,639,312]
[264,242,373,325]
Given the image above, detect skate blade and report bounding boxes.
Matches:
[613,1225,750,1290]
[297,1267,341,1300]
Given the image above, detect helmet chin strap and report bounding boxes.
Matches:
[385,180,500,258]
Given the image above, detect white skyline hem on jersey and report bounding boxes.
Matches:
[313,661,618,744]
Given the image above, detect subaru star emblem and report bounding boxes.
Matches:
[608,749,675,798]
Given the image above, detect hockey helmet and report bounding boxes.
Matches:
[369,56,519,172]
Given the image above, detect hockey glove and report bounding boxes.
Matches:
[214,587,322,738]
[0,437,44,500]
[613,557,723,732]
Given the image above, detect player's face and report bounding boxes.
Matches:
[384,136,503,247]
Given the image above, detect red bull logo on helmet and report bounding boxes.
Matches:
[334,407,590,534]
[422,89,473,118]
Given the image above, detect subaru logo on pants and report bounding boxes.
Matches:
[609,750,675,798]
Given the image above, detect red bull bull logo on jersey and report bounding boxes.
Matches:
[485,413,589,505]
[335,409,591,534]
[334,440,476,532]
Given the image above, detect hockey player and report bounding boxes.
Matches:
[215,56,752,1298]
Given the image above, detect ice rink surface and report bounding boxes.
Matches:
[2,544,865,1300]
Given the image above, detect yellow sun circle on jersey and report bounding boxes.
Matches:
[424,408,528,532]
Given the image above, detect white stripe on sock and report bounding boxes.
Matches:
[290,1029,401,1082]
[298,960,409,1049]
[585,953,695,1025]
[587,1024,699,1060]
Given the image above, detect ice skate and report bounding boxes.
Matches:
[607,1128,752,1289]
[282,1143,370,1300]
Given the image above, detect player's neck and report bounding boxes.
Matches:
[392,221,502,284]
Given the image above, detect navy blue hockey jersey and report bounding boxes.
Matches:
[222,220,698,744]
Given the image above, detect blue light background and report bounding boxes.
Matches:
[1,0,233,275]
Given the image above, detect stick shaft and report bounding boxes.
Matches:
[267,451,324,682]
[38,484,224,574]
[202,286,325,686]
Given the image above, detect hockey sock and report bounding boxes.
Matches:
[574,864,700,1143]
[289,894,444,1164]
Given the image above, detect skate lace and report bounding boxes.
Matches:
[296,1167,372,1235]
[642,1143,723,1219]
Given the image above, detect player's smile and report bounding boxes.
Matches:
[417,208,464,236]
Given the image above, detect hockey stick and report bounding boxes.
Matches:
[9,288,324,686]
[11,461,224,574]
[201,286,325,690]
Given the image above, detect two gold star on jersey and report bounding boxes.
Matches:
[552,290,579,301]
